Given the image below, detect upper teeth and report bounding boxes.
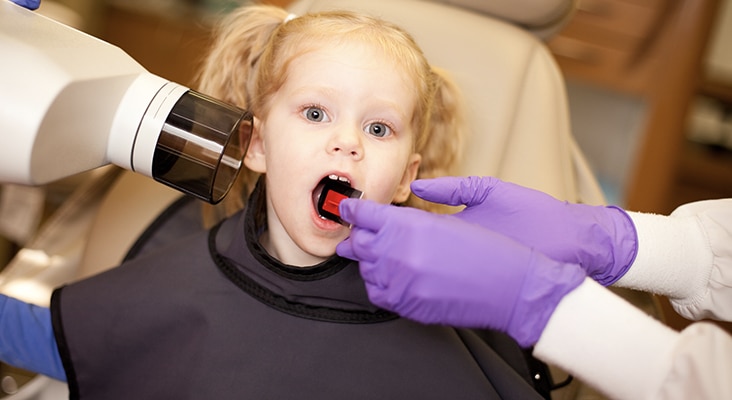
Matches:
[328,174,350,184]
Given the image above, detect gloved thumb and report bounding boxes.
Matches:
[411,176,500,207]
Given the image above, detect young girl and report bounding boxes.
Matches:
[1,5,545,399]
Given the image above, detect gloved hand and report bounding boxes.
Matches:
[411,176,638,286]
[336,199,585,347]
[11,0,40,10]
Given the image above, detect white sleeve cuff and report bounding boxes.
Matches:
[660,200,732,321]
[615,210,712,303]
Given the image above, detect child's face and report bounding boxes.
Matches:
[245,41,421,266]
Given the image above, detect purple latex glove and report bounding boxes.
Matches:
[336,199,585,347]
[412,176,638,286]
[11,0,40,10]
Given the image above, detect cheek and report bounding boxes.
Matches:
[363,151,414,203]
[260,112,308,163]
[367,181,402,204]
[264,135,310,172]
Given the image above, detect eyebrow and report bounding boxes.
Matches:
[290,86,411,126]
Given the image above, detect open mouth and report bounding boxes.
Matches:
[313,175,363,225]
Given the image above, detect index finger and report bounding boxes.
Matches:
[338,198,393,231]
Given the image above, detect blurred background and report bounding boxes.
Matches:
[30,0,730,210]
[27,0,731,333]
[36,0,732,216]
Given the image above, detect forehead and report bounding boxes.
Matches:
[290,44,416,118]
[287,39,416,90]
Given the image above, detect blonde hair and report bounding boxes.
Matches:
[196,5,464,225]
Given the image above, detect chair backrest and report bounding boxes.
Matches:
[424,0,577,39]
[289,0,603,205]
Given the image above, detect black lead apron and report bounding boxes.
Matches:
[51,184,545,399]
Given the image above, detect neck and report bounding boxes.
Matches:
[258,226,327,267]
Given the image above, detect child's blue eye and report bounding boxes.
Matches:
[366,122,391,138]
[303,107,327,122]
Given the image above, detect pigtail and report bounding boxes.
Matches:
[406,67,465,213]
[196,5,290,227]
[196,5,290,108]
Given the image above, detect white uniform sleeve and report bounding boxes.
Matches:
[616,199,732,321]
[655,322,732,400]
[533,278,732,400]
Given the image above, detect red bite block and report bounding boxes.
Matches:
[323,190,348,217]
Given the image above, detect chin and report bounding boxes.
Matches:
[298,235,343,261]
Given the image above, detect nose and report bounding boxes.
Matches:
[327,125,364,160]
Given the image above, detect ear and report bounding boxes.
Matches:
[244,116,267,173]
[392,153,421,203]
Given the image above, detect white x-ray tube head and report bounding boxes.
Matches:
[0,0,252,203]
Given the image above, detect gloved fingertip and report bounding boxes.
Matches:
[409,179,429,193]
[338,198,357,222]
[335,237,356,260]
[410,176,451,192]
[410,177,456,203]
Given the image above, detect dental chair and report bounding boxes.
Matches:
[0,0,654,399]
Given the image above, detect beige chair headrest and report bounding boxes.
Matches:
[427,0,576,39]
